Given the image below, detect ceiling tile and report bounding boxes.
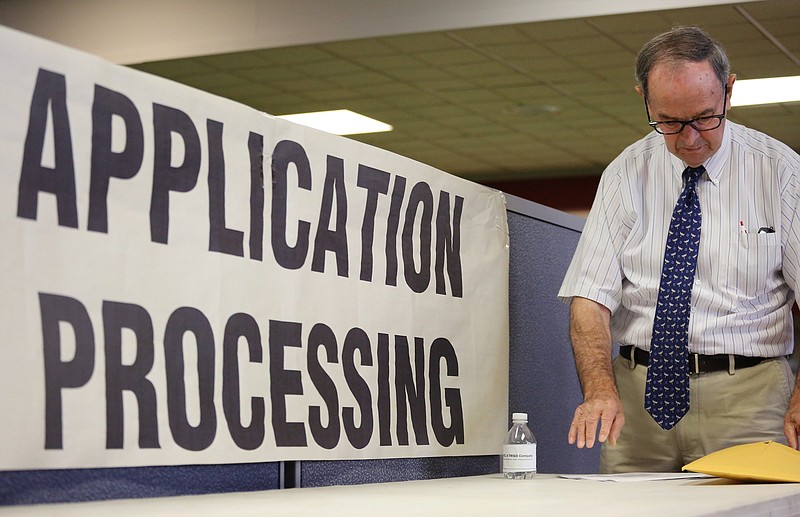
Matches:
[415,47,488,66]
[444,61,517,78]
[354,54,426,70]
[213,82,280,100]
[733,54,799,78]
[451,25,531,46]
[410,78,476,93]
[396,67,458,83]
[318,39,400,57]
[381,32,463,53]
[236,66,309,82]
[544,36,628,57]
[301,60,368,77]
[196,52,271,71]
[495,84,562,101]
[473,73,536,89]
[437,88,506,103]
[662,4,750,26]
[328,71,395,88]
[127,0,800,188]
[586,12,675,34]
[480,41,555,61]
[131,59,216,78]
[177,72,246,90]
[388,92,450,109]
[263,46,333,64]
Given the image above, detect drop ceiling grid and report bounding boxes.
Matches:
[341,28,607,176]
[128,0,800,181]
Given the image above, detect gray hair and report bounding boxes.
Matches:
[635,26,730,99]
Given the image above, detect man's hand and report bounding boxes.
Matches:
[784,383,800,449]
[567,297,622,449]
[568,393,624,448]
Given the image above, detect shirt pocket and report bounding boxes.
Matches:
[728,231,780,302]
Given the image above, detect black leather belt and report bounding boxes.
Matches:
[619,345,768,374]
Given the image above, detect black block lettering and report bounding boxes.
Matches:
[429,337,464,446]
[377,332,391,446]
[384,176,406,287]
[394,336,429,446]
[103,301,159,449]
[402,183,433,293]
[342,327,373,449]
[88,85,144,233]
[269,320,307,446]
[311,155,349,277]
[249,132,265,261]
[307,323,340,449]
[40,293,95,449]
[222,313,265,450]
[163,307,216,451]
[18,69,78,228]
[356,165,390,282]
[434,192,464,297]
[271,140,311,269]
[207,119,244,257]
[150,104,201,244]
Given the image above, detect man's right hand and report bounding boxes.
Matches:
[566,297,623,449]
[568,393,624,448]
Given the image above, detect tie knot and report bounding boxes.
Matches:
[683,165,705,185]
[681,166,704,206]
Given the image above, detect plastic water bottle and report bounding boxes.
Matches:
[502,412,536,479]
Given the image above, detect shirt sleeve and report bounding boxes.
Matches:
[780,156,800,299]
[557,163,625,314]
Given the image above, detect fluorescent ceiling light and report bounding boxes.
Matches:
[731,76,800,107]
[277,109,393,135]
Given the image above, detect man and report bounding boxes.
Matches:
[558,26,800,473]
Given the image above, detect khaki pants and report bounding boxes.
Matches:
[600,355,794,473]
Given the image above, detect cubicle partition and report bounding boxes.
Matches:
[0,194,593,505]
[504,195,595,475]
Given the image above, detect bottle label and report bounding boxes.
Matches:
[502,443,536,472]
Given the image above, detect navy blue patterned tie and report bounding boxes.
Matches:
[645,165,704,430]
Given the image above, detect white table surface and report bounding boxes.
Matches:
[3,474,800,516]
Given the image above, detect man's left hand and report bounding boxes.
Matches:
[783,386,800,449]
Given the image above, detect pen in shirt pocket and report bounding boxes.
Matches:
[758,226,775,234]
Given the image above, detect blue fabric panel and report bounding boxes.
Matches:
[299,456,498,487]
[507,210,600,474]
[0,462,281,506]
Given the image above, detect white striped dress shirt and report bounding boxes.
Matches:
[559,121,800,357]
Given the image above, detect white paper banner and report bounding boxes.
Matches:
[0,25,509,470]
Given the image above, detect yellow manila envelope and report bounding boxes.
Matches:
[683,441,800,482]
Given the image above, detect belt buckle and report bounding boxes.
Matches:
[691,353,700,375]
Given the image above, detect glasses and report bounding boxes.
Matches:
[645,84,728,135]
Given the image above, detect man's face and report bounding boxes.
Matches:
[643,61,733,167]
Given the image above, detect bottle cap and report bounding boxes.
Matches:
[511,412,527,422]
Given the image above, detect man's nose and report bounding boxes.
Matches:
[679,124,701,142]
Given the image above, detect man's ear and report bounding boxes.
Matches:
[635,84,644,98]
[726,74,736,109]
